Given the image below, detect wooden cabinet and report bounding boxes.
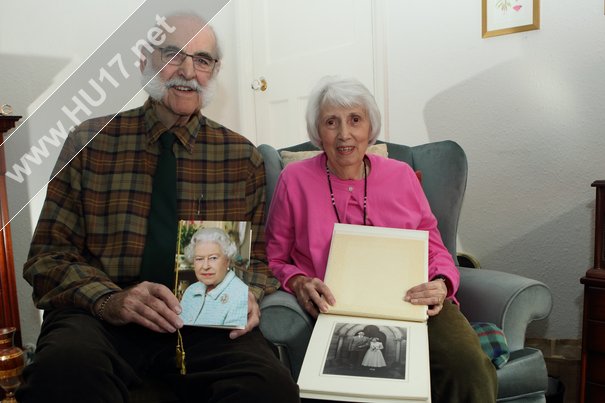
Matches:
[0,116,22,346]
[580,180,605,402]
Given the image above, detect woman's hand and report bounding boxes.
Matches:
[404,279,448,316]
[287,275,336,318]
[229,291,260,340]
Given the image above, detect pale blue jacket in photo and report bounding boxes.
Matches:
[179,270,248,328]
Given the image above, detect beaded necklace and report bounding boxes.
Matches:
[325,158,367,226]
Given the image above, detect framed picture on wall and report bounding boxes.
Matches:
[482,0,540,38]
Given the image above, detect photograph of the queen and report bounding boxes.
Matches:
[178,227,248,328]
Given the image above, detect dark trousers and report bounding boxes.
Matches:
[16,308,299,403]
[428,301,498,403]
[348,349,365,368]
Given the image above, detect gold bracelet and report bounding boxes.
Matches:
[95,293,114,321]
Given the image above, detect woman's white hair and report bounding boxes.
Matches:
[306,76,381,148]
[184,227,237,263]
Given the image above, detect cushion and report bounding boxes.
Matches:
[280,143,389,166]
[471,322,510,369]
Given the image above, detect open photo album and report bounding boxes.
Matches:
[298,223,431,402]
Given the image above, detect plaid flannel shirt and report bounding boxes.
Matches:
[24,98,279,313]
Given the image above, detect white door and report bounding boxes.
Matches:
[237,0,376,148]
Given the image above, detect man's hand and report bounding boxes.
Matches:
[229,291,260,340]
[95,281,183,333]
[287,275,336,318]
[404,279,448,316]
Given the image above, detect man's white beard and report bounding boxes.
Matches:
[141,63,216,109]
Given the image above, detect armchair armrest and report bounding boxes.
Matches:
[259,291,314,380]
[456,267,552,352]
[258,144,283,213]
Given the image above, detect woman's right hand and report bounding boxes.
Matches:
[287,275,336,318]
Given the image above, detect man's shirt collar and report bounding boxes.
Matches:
[144,97,203,153]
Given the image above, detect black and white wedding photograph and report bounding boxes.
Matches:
[321,322,408,380]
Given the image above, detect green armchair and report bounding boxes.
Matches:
[258,139,553,402]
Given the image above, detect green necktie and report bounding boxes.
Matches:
[139,132,178,288]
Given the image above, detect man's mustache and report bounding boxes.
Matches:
[164,77,203,92]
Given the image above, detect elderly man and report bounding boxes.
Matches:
[17,13,299,402]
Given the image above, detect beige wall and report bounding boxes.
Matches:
[381,0,605,341]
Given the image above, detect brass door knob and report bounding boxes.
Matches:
[251,77,268,92]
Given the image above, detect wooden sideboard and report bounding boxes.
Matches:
[580,180,605,402]
[0,116,22,347]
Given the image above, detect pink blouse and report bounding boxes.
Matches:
[265,152,459,300]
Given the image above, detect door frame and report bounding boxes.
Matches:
[234,0,390,146]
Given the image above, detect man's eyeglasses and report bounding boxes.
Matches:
[155,47,218,73]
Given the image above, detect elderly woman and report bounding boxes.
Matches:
[179,227,248,328]
[265,76,497,401]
